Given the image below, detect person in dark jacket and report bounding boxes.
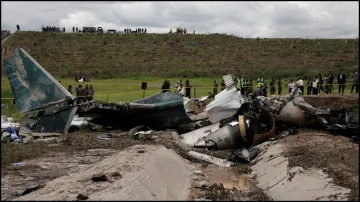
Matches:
[76,85,82,104]
[221,79,225,91]
[327,71,334,93]
[277,78,282,95]
[67,85,73,95]
[16,24,20,31]
[307,78,312,95]
[270,78,276,95]
[337,71,346,94]
[213,80,218,95]
[318,74,323,94]
[351,72,359,94]
[185,80,192,98]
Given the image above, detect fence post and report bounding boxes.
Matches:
[194,86,196,98]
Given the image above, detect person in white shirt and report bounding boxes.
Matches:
[288,79,295,94]
[296,77,304,95]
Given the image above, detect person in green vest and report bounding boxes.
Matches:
[256,78,261,87]
[260,77,264,86]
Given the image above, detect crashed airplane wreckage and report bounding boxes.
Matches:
[3,48,359,152]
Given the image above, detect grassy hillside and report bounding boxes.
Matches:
[1,31,359,79]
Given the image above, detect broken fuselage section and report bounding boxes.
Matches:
[3,48,191,133]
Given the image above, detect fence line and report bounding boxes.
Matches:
[1,83,358,101]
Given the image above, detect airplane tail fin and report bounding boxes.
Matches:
[3,48,77,133]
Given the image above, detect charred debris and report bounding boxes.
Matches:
[2,48,359,163]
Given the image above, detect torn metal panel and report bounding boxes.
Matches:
[205,87,244,123]
[3,48,74,113]
[188,151,235,167]
[223,74,236,89]
[21,106,78,133]
[180,122,220,147]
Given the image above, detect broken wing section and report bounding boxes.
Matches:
[3,48,74,113]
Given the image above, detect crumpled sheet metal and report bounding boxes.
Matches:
[3,48,74,113]
[205,87,244,123]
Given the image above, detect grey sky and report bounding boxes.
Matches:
[1,1,359,38]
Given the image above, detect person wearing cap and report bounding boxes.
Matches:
[351,72,359,94]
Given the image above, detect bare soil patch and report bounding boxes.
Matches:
[283,129,359,201]
[301,94,359,110]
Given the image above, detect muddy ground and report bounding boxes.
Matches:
[1,94,359,201]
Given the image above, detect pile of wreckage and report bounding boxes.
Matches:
[2,48,359,165]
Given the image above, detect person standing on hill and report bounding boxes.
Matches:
[185,80,192,98]
[213,80,218,95]
[277,78,282,95]
[145,28,147,33]
[351,72,359,94]
[72,26,75,33]
[76,27,78,32]
[337,71,346,94]
[307,78,313,95]
[221,79,225,91]
[16,24,20,31]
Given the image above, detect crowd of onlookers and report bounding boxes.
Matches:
[161,71,359,99]
[124,28,147,34]
[286,71,359,95]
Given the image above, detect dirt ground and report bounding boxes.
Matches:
[283,129,359,201]
[302,94,359,110]
[1,130,270,201]
[1,94,359,201]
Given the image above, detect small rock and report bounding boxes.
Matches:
[137,150,145,153]
[77,193,89,200]
[111,171,122,179]
[91,172,108,182]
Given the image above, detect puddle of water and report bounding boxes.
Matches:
[203,165,251,191]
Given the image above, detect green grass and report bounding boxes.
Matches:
[1,31,358,79]
[1,76,355,119]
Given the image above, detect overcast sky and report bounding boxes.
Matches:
[1,1,359,38]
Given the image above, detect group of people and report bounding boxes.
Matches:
[67,84,95,104]
[286,71,359,96]
[42,26,63,32]
[161,79,192,98]
[75,73,90,82]
[124,28,147,34]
